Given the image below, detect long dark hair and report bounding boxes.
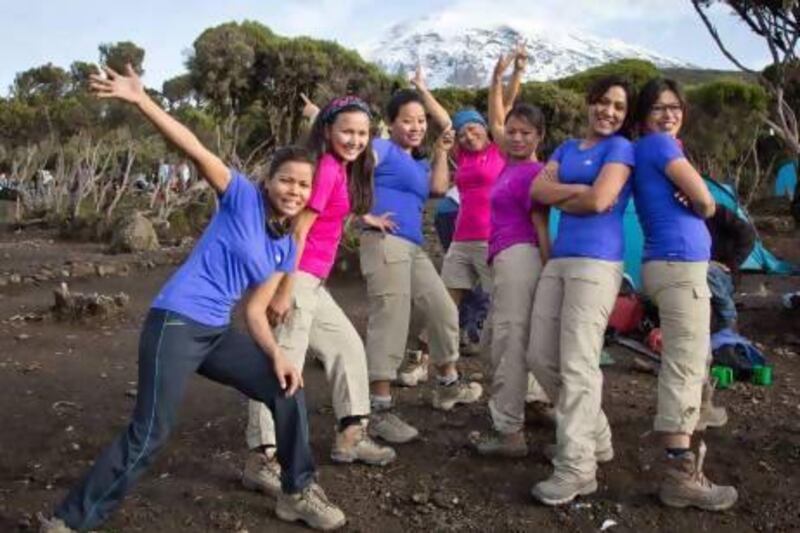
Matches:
[386,89,428,160]
[306,103,374,215]
[585,75,636,139]
[633,78,687,135]
[505,103,546,137]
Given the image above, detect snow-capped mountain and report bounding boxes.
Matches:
[363,18,692,88]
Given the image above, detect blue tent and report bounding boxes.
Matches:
[774,161,797,199]
[549,176,796,289]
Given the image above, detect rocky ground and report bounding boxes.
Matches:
[0,205,799,532]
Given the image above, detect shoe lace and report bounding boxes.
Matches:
[302,484,336,511]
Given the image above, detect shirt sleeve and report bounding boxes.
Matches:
[306,156,338,214]
[603,136,636,167]
[219,171,261,236]
[372,138,391,164]
[650,133,685,172]
[526,163,546,212]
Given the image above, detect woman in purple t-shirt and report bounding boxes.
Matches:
[244,96,397,497]
[632,78,736,511]
[529,76,636,506]
[472,51,552,458]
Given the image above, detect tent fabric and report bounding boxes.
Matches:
[774,161,797,199]
[548,176,796,289]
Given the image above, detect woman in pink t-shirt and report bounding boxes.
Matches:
[244,96,396,496]
[471,50,553,458]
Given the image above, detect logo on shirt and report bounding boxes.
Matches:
[275,252,283,264]
[584,159,594,166]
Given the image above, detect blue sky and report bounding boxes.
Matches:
[0,0,773,95]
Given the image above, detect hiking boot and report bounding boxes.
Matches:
[276,483,346,531]
[331,423,396,466]
[242,449,282,498]
[474,429,529,458]
[37,514,74,533]
[432,380,483,411]
[659,441,738,511]
[369,410,419,443]
[696,380,728,431]
[531,471,598,506]
[396,350,429,387]
[544,442,614,463]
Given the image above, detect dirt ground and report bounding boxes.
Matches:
[1,212,799,532]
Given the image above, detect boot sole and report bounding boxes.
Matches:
[330,451,396,466]
[531,479,598,506]
[432,395,481,411]
[276,506,346,531]
[659,493,738,511]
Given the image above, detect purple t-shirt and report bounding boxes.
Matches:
[633,132,711,262]
[152,172,296,327]
[488,160,545,263]
[550,135,634,261]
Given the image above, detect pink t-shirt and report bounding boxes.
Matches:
[488,160,545,263]
[298,153,350,279]
[454,143,506,242]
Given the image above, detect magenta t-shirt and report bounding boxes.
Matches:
[454,143,506,242]
[488,160,545,263]
[298,153,350,279]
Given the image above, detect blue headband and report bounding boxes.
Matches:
[319,95,372,124]
[452,108,487,133]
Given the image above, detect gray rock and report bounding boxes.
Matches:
[109,212,160,254]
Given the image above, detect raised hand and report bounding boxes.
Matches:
[513,41,529,71]
[409,64,428,92]
[89,64,145,105]
[300,92,320,121]
[493,52,515,81]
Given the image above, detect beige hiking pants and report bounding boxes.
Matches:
[484,244,547,434]
[359,232,459,382]
[528,258,622,477]
[246,271,370,448]
[643,261,711,435]
[441,240,493,291]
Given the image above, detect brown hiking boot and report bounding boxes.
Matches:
[659,441,738,511]
[473,429,529,458]
[331,422,396,466]
[696,380,728,431]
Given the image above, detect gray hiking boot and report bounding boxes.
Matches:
[696,380,728,431]
[276,483,346,531]
[396,350,429,387]
[242,449,282,498]
[544,442,614,463]
[369,410,419,443]
[659,441,738,511]
[474,429,529,458]
[432,380,483,411]
[331,423,396,466]
[531,471,598,505]
[37,514,74,533]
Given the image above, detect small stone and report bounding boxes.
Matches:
[125,389,138,398]
[9,273,22,284]
[411,492,429,505]
[15,333,31,341]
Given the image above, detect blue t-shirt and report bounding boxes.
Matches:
[633,133,711,262]
[371,138,431,245]
[152,172,296,326]
[550,135,635,260]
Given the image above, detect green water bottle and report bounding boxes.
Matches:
[751,365,773,386]
[711,366,734,389]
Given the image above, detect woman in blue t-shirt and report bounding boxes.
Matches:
[632,78,737,511]
[359,85,483,444]
[39,65,346,533]
[528,76,635,505]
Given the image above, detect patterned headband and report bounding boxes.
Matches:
[319,95,372,124]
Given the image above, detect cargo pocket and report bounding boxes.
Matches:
[692,285,712,300]
[363,234,411,297]
[278,288,317,352]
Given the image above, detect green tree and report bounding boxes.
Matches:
[99,41,145,75]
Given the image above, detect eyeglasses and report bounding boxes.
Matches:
[650,104,683,115]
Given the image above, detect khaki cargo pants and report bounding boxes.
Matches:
[441,240,493,291]
[359,232,459,382]
[484,244,548,434]
[246,271,370,448]
[528,258,622,478]
[643,261,710,435]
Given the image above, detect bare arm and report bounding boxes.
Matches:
[489,54,513,148]
[531,161,591,205]
[531,209,551,264]
[245,274,304,395]
[410,66,452,132]
[90,65,229,194]
[556,163,631,215]
[667,158,716,219]
[503,43,527,114]
[430,129,455,196]
[267,209,319,325]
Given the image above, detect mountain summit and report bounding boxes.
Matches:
[363,18,691,88]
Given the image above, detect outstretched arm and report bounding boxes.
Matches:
[503,42,527,115]
[489,53,514,148]
[90,65,230,194]
[409,65,452,132]
[430,128,455,196]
